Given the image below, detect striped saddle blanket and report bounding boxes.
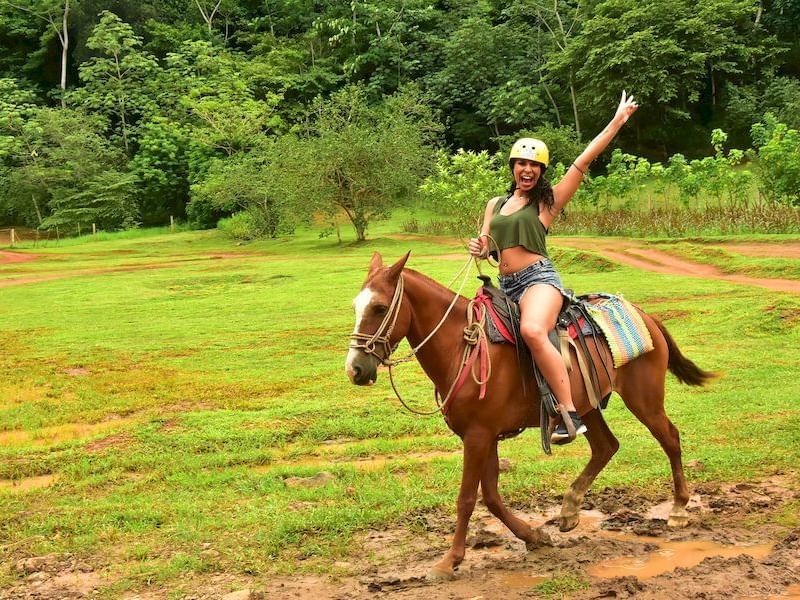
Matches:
[581,294,654,367]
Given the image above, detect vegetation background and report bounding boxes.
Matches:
[1,0,800,241]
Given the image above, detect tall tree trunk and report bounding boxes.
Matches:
[569,73,581,138]
[60,0,69,107]
[540,77,562,127]
[32,194,43,225]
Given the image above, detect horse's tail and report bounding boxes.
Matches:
[653,318,717,386]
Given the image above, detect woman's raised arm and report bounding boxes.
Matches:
[552,91,639,213]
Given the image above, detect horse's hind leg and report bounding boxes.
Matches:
[481,441,552,550]
[559,408,619,532]
[428,428,493,581]
[619,382,690,527]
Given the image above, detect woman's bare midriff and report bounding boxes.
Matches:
[498,246,547,275]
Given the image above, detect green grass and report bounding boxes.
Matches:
[533,573,590,598]
[1,222,799,596]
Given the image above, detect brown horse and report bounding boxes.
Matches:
[345,252,714,580]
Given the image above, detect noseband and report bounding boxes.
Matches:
[349,275,406,366]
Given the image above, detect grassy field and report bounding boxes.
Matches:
[1,222,799,597]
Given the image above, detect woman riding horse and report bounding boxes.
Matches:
[468,91,639,444]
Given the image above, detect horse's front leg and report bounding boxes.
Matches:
[481,440,552,550]
[428,428,493,581]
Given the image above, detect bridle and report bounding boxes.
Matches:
[348,273,407,367]
[348,257,478,415]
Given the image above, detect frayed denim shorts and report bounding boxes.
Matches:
[498,258,570,305]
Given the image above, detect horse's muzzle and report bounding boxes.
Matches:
[345,349,379,385]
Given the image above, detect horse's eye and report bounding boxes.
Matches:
[373,305,388,316]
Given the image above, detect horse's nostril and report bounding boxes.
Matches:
[352,364,362,378]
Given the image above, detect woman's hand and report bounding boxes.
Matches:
[468,237,485,258]
[614,90,639,124]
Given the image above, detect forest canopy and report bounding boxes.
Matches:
[1,0,799,233]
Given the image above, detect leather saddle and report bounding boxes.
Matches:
[474,275,610,454]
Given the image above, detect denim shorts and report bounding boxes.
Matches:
[498,259,570,304]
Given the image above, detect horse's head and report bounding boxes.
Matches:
[345,251,411,385]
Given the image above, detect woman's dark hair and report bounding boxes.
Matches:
[506,160,555,211]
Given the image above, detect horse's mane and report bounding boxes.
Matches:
[402,267,472,304]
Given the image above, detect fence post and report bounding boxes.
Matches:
[170,215,175,232]
[92,223,96,235]
[10,228,15,248]
[77,223,81,237]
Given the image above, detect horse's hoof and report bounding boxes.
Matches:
[559,515,579,532]
[426,567,456,582]
[668,513,689,528]
[525,529,554,550]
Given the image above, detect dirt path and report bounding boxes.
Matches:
[0,251,37,265]
[0,254,260,288]
[553,237,800,294]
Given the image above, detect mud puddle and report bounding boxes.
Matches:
[0,474,55,494]
[588,537,773,579]
[254,450,459,473]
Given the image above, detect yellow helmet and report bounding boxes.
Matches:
[509,137,549,168]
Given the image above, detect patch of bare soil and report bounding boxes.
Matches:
[0,251,37,265]
[0,253,257,288]
[553,237,800,294]
[2,554,108,600]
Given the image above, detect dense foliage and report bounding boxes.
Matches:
[1,0,799,235]
[419,125,800,237]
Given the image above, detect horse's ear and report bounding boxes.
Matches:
[387,251,411,281]
[368,252,383,276]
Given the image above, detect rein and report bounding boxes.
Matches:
[349,256,489,416]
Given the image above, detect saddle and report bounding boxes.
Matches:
[474,275,611,454]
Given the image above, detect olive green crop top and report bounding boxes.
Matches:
[488,195,549,260]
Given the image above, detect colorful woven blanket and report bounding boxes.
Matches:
[583,295,654,367]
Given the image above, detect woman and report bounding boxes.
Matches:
[468,91,639,444]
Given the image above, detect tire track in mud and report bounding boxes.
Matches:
[552,237,800,294]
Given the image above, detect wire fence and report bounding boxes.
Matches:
[0,227,65,248]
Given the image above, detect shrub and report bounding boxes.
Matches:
[218,209,273,241]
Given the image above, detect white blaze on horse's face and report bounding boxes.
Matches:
[345,287,376,383]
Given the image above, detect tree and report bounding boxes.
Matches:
[190,145,296,236]
[751,114,800,205]
[551,0,779,154]
[0,106,137,230]
[278,85,441,241]
[0,78,42,225]
[0,0,73,106]
[70,11,159,153]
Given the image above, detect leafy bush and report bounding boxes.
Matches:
[417,149,506,238]
[218,209,274,241]
[751,114,800,206]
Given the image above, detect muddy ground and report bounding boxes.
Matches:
[4,476,798,600]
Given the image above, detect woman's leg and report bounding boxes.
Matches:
[518,284,575,412]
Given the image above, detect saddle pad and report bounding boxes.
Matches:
[583,295,654,367]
